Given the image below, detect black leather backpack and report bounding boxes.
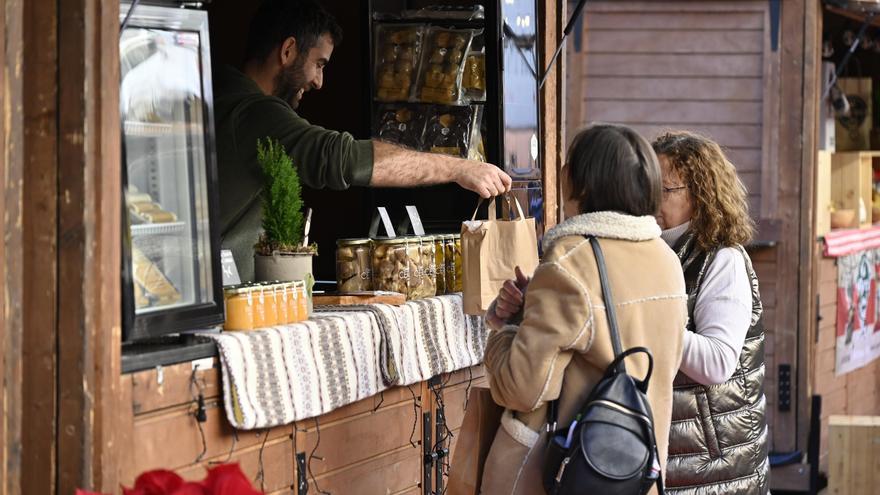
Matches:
[542,236,665,495]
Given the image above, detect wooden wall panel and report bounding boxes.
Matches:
[572,0,814,454]
[121,361,487,495]
[573,1,775,218]
[1,1,25,493]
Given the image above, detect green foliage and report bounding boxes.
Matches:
[255,138,313,254]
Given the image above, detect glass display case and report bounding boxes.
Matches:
[120,2,224,342]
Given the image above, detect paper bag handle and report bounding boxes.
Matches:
[470,194,527,222]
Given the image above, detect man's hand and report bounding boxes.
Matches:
[456,161,512,199]
[486,266,531,328]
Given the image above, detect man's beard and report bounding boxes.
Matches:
[272,56,308,109]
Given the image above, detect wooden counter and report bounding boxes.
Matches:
[119,358,487,494]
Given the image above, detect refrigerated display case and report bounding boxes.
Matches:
[120,2,224,343]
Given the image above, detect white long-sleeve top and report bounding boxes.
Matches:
[662,223,753,385]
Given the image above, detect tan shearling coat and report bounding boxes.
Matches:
[480,212,688,495]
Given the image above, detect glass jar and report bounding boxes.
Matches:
[261,283,279,327]
[336,239,373,292]
[273,283,288,325]
[372,237,424,299]
[284,282,299,323]
[414,236,437,299]
[295,280,310,320]
[444,234,463,293]
[252,285,268,328]
[223,286,254,331]
[434,235,447,295]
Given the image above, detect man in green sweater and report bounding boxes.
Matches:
[215,0,512,281]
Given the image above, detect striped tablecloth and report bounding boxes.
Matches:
[208,294,487,430]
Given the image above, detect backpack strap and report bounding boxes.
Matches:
[588,236,626,373]
[547,235,625,431]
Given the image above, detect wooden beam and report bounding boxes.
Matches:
[540,0,561,230]
[772,0,808,453]
[2,1,26,493]
[56,0,121,492]
[20,0,59,492]
[798,0,821,455]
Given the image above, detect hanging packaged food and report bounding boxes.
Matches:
[415,27,475,104]
[336,238,374,293]
[375,24,425,102]
[423,105,475,158]
[462,51,486,101]
[374,103,428,151]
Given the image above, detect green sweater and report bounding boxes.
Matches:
[213,65,373,281]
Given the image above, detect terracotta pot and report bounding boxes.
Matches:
[253,252,313,283]
[830,209,856,229]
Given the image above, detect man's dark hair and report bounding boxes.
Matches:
[566,124,661,216]
[245,0,343,63]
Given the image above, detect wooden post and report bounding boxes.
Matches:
[56,0,121,492]
[21,0,59,493]
[773,0,808,453]
[540,0,563,230]
[1,1,26,493]
[798,0,821,456]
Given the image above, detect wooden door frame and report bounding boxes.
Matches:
[10,0,122,493]
[55,0,122,492]
[2,1,26,494]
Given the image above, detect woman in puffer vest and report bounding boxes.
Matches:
[479,124,688,495]
[652,131,769,495]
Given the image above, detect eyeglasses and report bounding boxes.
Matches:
[662,185,687,196]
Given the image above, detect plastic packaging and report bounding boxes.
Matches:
[415,27,475,104]
[375,24,425,102]
[374,103,428,150]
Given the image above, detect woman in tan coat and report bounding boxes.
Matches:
[481,124,688,495]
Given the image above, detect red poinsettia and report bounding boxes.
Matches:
[76,463,259,495]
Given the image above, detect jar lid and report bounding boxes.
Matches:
[224,286,253,295]
[337,238,372,247]
[373,237,417,245]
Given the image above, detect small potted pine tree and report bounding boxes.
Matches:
[253,138,317,282]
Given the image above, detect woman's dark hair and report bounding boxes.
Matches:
[566,124,661,216]
[245,0,344,64]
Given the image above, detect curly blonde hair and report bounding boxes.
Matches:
[652,131,755,249]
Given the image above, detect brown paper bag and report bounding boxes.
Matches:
[461,195,539,315]
[447,387,504,495]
